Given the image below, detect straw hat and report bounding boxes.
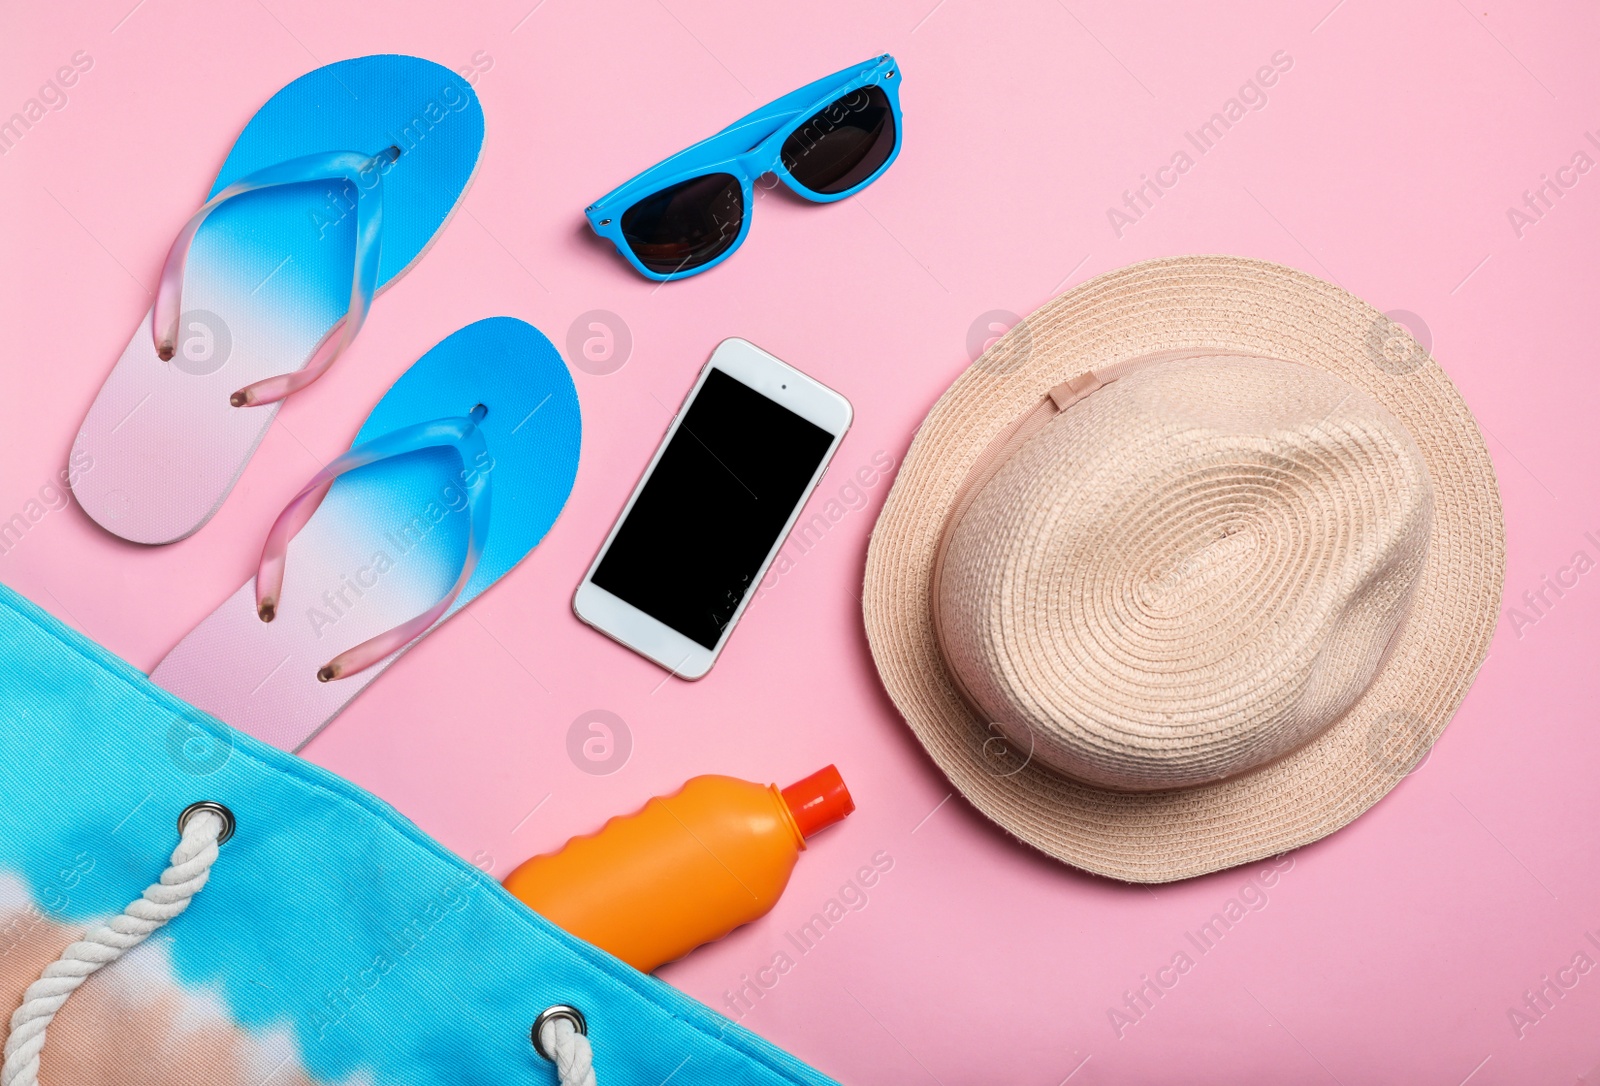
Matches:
[863,256,1503,883]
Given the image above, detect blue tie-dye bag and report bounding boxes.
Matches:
[0,584,835,1086]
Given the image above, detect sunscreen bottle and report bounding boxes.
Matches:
[503,766,854,972]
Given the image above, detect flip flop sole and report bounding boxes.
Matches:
[72,55,485,545]
[151,318,581,752]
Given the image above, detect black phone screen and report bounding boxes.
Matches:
[591,368,835,649]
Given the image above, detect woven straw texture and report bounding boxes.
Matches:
[862,256,1505,883]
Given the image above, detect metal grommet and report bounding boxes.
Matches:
[530,1004,587,1061]
[177,801,236,846]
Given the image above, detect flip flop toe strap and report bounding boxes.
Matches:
[153,148,398,408]
[255,405,492,682]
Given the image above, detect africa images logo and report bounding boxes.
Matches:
[1106,51,1293,238]
[1505,132,1599,240]
[0,51,93,158]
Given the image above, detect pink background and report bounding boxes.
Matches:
[3,0,1598,1082]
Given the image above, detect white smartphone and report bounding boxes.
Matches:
[574,338,852,679]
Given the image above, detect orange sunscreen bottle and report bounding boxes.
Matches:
[503,766,854,972]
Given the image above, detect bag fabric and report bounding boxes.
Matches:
[0,583,835,1086]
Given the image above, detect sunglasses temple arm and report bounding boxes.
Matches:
[712,56,894,140]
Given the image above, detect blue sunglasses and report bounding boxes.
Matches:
[586,55,903,281]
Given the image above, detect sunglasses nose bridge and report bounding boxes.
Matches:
[733,147,782,191]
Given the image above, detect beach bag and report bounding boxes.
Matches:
[0,583,835,1086]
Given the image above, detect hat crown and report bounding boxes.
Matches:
[936,354,1435,792]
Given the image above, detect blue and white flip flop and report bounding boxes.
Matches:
[152,318,581,752]
[72,55,485,545]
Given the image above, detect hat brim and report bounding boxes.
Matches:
[863,256,1505,883]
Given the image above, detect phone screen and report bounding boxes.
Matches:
[591,367,835,649]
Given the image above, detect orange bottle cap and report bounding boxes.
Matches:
[781,765,855,839]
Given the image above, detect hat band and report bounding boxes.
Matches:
[929,366,1115,723]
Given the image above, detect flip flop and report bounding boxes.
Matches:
[152,318,581,752]
[71,55,485,545]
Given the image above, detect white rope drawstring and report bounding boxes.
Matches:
[537,1014,598,1086]
[0,807,227,1086]
[0,805,600,1086]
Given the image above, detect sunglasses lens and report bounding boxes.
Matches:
[781,85,896,195]
[620,173,744,274]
